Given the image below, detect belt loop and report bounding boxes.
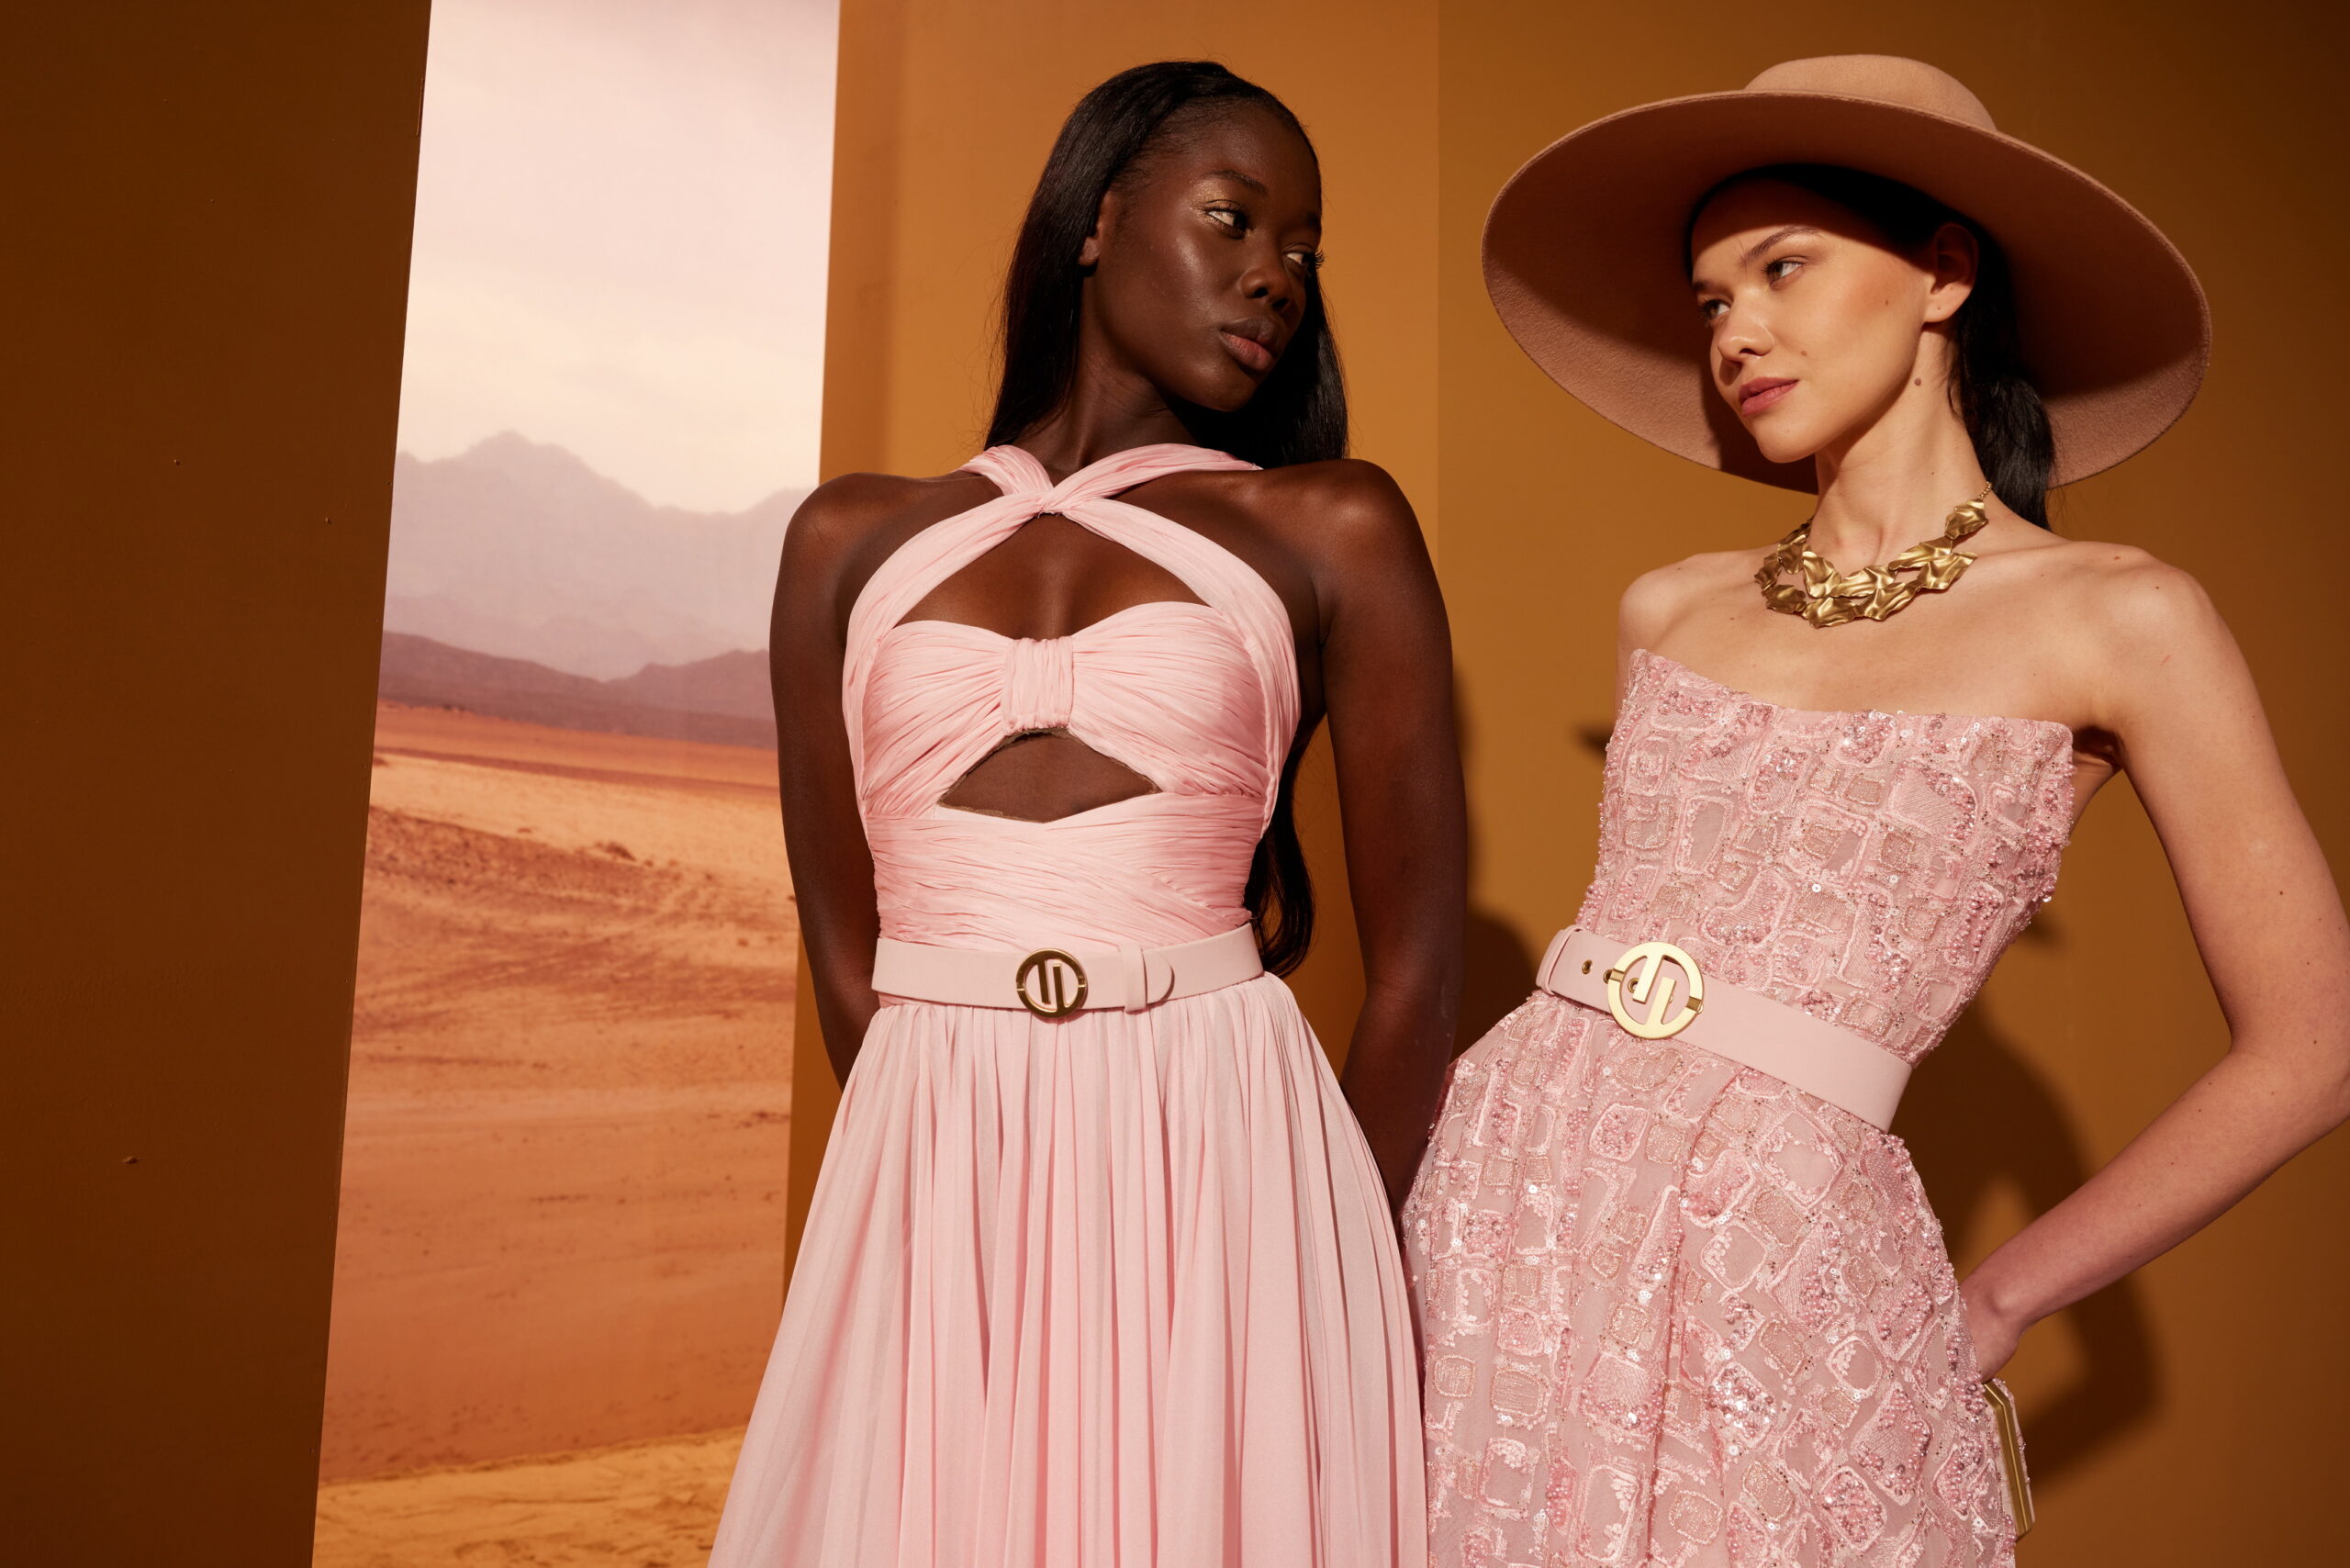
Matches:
[1117,944,1147,1013]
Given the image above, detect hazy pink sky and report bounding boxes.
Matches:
[397,0,837,511]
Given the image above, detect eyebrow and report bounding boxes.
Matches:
[1202,167,1321,230]
[1690,223,1828,291]
[1739,224,1824,267]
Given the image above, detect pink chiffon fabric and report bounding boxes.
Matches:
[1403,650,2073,1567]
[708,444,1426,1568]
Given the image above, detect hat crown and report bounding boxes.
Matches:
[1742,55,1997,131]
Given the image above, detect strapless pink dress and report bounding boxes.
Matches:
[709,444,1425,1568]
[1404,649,2072,1568]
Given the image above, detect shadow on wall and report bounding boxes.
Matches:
[1897,918,2164,1488]
[1458,678,1538,1050]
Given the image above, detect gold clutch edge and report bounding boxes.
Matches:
[1981,1376,2035,1540]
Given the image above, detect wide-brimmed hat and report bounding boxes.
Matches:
[1483,55,2210,490]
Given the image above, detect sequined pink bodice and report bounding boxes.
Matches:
[843,443,1298,953]
[1579,650,2075,1065]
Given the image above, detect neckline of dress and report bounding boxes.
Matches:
[936,443,1292,660]
[1636,648,2076,750]
[850,443,1296,703]
[983,441,1256,495]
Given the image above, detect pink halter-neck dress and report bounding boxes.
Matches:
[708,444,1427,1568]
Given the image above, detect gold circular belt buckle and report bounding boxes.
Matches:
[1604,941,1705,1039]
[1014,948,1088,1018]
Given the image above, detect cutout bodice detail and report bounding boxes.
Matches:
[844,443,1296,952]
[722,443,1423,1568]
[1582,649,2076,1063]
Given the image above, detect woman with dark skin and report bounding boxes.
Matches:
[708,63,1459,1567]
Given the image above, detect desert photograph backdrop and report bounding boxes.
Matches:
[313,2,838,1563]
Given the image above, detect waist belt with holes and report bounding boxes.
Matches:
[873,925,1263,1018]
[1534,925,1912,1130]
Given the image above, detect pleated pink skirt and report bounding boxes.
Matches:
[707,975,1427,1567]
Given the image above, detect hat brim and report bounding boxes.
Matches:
[1483,89,2210,490]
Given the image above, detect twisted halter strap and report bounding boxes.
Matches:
[840,443,1298,833]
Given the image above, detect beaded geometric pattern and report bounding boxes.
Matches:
[1403,650,2074,1566]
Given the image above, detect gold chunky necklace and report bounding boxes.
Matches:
[1756,484,1995,629]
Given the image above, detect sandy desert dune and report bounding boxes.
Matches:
[315,1428,744,1567]
[318,701,799,1519]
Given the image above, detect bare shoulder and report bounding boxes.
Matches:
[1234,457,1422,554]
[785,469,980,558]
[782,466,994,594]
[2023,538,2224,644]
[1621,545,1755,645]
[2009,539,2242,722]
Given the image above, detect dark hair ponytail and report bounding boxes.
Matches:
[1696,163,2056,527]
[990,61,1337,973]
[1946,240,2053,527]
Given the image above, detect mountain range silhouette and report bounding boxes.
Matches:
[385,431,806,682]
[377,433,804,747]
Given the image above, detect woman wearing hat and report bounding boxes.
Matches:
[1404,56,2350,1566]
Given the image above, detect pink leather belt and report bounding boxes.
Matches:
[1535,925,1910,1130]
[873,925,1263,1018]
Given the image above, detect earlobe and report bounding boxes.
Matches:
[1925,221,1979,323]
[1079,189,1119,273]
[1925,276,1975,324]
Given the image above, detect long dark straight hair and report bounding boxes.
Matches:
[1695,163,2057,527]
[987,61,1340,974]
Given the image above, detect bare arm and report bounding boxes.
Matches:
[1311,464,1467,1211]
[1961,560,2350,1371]
[769,478,891,1081]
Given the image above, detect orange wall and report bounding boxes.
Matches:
[789,0,1441,1281]
[6,6,430,1563]
[1437,3,2349,1563]
[809,2,2349,1560]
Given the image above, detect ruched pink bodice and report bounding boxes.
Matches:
[845,442,1296,951]
[712,442,1427,1568]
